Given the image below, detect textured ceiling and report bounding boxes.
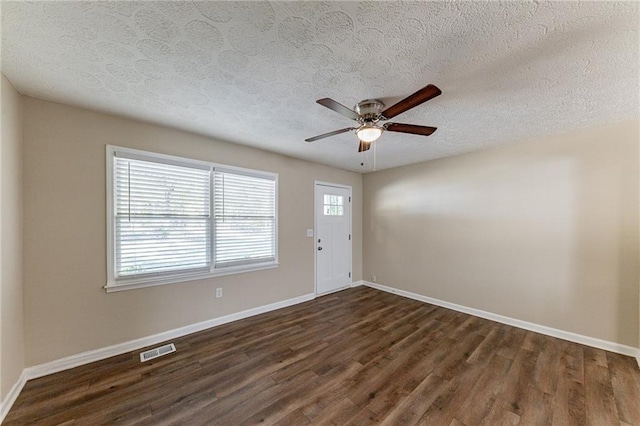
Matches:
[2,1,638,172]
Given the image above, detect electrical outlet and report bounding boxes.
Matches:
[306,229,313,237]
[216,288,223,298]
[372,275,377,282]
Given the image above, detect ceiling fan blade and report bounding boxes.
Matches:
[384,123,437,136]
[316,98,361,121]
[358,140,372,152]
[305,127,356,142]
[380,84,441,119]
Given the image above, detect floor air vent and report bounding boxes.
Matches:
[140,343,176,362]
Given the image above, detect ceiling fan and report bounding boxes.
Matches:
[305,84,442,152]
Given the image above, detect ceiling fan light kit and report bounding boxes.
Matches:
[305,84,442,153]
[356,125,383,143]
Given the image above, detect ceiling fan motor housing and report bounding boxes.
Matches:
[355,99,385,122]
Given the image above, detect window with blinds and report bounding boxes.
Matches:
[114,157,211,278]
[214,170,276,269]
[107,146,278,291]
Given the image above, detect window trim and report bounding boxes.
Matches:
[106,145,278,293]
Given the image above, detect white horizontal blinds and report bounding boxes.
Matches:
[214,170,276,269]
[114,157,211,278]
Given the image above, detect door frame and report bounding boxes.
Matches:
[314,181,353,296]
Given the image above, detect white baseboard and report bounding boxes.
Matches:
[364,281,640,367]
[24,292,315,380]
[0,370,28,423]
[0,292,315,422]
[351,280,364,287]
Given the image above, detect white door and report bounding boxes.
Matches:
[315,183,352,295]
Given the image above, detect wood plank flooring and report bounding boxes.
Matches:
[5,287,640,425]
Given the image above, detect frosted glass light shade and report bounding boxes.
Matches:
[356,125,383,142]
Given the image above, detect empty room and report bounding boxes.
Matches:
[1,1,639,425]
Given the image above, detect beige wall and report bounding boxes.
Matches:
[13,93,640,371]
[1,74,25,399]
[22,97,362,366]
[363,120,639,347]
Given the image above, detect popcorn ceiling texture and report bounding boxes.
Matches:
[1,1,638,172]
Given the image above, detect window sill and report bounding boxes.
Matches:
[105,262,279,293]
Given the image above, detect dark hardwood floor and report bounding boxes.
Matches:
[5,286,640,425]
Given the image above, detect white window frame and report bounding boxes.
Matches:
[106,145,278,292]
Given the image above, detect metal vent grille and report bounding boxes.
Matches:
[139,343,176,362]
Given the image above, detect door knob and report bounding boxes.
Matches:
[318,247,323,251]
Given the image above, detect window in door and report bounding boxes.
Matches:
[323,194,344,216]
